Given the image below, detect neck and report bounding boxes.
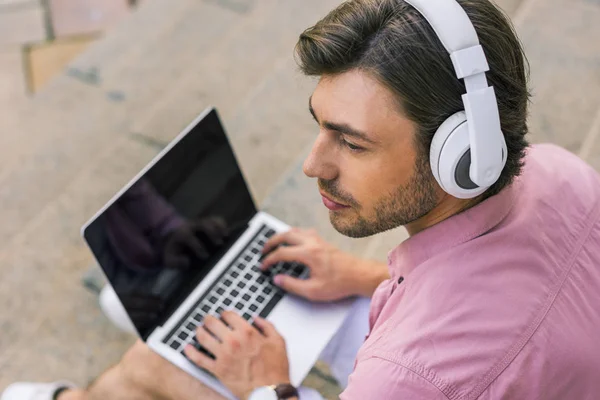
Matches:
[405,191,482,236]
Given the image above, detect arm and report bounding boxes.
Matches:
[260,228,390,302]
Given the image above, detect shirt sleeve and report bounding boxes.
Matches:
[340,357,448,400]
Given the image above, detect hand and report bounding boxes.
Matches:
[184,312,291,400]
[260,228,389,302]
[163,216,229,269]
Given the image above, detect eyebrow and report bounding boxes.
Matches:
[308,96,378,145]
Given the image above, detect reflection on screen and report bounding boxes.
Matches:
[84,109,257,340]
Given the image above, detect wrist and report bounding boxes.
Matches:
[245,375,292,400]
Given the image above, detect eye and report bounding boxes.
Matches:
[342,138,364,152]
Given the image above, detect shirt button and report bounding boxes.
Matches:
[398,276,404,284]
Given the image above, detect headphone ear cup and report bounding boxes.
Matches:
[430,111,489,199]
[430,112,467,188]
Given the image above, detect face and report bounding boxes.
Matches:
[303,70,439,238]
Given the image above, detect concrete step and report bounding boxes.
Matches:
[0,0,344,391]
[48,0,132,39]
[0,1,46,46]
[2,0,600,395]
[0,0,340,250]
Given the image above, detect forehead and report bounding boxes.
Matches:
[310,70,412,143]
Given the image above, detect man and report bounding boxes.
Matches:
[4,0,600,399]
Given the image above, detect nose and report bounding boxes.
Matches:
[303,133,337,181]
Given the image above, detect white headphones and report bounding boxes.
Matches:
[404,0,507,199]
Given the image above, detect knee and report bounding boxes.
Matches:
[120,340,163,387]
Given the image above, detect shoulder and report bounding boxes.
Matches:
[523,144,600,205]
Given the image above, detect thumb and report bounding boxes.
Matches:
[273,274,313,298]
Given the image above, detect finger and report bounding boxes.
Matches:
[272,274,314,298]
[252,317,279,338]
[195,325,222,357]
[261,246,306,271]
[183,344,217,371]
[202,315,232,341]
[220,310,251,331]
[261,229,305,256]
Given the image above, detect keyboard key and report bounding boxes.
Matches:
[209,296,217,304]
[216,287,225,295]
[242,294,251,301]
[257,295,265,303]
[244,273,253,280]
[170,341,181,350]
[216,307,224,314]
[231,289,240,297]
[193,313,202,322]
[258,293,285,319]
[202,305,210,313]
[263,287,272,295]
[261,269,272,278]
[265,229,276,237]
[178,332,188,340]
[236,263,245,270]
[249,304,258,312]
[256,276,265,284]
[231,271,239,278]
[223,298,232,306]
[250,248,259,254]
[186,322,196,331]
[243,313,252,320]
[235,302,244,310]
[237,281,246,289]
[224,279,232,287]
[252,266,260,272]
[250,285,258,293]
[244,255,252,262]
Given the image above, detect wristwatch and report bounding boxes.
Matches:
[248,383,299,400]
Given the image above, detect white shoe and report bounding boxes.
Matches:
[99,285,137,335]
[1,381,75,400]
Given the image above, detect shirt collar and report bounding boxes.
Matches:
[387,179,520,279]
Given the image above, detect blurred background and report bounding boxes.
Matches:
[0,0,599,398]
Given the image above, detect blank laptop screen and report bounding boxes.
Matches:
[83,108,257,340]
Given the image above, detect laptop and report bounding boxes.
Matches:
[81,107,354,399]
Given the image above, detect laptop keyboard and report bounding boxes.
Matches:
[162,224,309,359]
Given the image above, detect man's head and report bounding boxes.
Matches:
[296,0,531,238]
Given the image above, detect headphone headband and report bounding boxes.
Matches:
[404,0,505,188]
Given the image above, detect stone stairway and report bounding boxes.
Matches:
[1,0,599,397]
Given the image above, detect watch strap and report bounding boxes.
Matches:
[274,383,299,399]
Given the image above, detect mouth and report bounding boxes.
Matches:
[320,191,350,211]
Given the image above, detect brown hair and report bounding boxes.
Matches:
[295,0,531,199]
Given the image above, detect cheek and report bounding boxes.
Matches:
[342,155,413,207]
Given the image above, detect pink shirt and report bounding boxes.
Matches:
[341,144,600,399]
